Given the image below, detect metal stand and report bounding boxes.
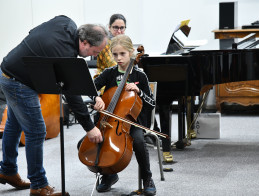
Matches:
[23,57,97,196]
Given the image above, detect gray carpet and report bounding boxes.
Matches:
[0,113,259,196]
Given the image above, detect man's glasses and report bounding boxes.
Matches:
[112,26,126,31]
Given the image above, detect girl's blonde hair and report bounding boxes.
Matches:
[110,34,134,57]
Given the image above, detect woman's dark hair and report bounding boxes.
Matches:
[109,14,127,27]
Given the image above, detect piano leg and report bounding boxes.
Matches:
[158,104,172,152]
[186,96,196,139]
[175,97,186,149]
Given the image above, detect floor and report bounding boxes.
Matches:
[0,112,259,196]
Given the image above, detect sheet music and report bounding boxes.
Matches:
[173,19,190,34]
[174,29,207,47]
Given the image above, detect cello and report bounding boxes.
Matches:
[0,94,60,145]
[78,59,140,174]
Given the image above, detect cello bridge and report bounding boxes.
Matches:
[100,121,113,129]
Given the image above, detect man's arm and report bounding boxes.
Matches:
[64,94,95,131]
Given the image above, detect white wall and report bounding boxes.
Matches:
[0,0,32,60]
[0,0,85,61]
[83,0,143,45]
[141,0,259,54]
[0,0,259,60]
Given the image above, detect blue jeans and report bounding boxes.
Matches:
[0,70,48,189]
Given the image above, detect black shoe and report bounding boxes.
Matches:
[96,174,119,192]
[143,177,156,196]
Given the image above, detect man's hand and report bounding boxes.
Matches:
[87,126,103,143]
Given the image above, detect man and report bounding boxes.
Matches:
[0,15,106,196]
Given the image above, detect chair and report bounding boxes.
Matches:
[135,82,164,194]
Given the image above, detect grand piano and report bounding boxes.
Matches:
[139,26,259,149]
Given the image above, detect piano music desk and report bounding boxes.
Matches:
[213,28,259,111]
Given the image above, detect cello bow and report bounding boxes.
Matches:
[89,104,169,139]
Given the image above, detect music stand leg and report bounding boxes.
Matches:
[59,94,66,196]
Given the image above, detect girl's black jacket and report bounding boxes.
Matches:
[94,65,155,127]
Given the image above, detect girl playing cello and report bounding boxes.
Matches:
[93,34,156,195]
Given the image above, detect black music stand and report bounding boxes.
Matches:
[23,57,97,196]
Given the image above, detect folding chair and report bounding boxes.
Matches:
[135,82,164,195]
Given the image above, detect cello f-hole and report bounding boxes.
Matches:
[115,120,122,136]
